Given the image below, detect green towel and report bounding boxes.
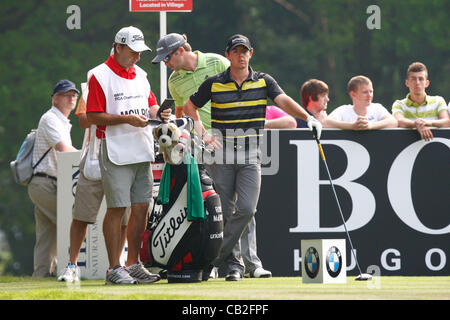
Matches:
[186,154,206,221]
[157,154,206,222]
[157,162,171,205]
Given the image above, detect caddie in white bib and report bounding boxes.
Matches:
[90,63,154,165]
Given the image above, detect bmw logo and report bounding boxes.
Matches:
[304,247,320,278]
[326,246,342,278]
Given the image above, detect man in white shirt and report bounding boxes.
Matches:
[323,75,397,130]
[448,102,450,125]
[28,79,79,277]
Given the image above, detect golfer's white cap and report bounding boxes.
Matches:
[114,26,151,52]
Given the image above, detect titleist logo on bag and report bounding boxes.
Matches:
[151,184,191,265]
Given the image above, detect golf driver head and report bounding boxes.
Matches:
[355,273,373,281]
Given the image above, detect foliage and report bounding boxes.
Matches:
[0,0,448,275]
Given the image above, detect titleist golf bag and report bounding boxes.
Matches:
[140,117,223,283]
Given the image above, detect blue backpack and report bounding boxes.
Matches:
[10,129,51,185]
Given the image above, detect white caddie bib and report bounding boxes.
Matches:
[90,63,154,165]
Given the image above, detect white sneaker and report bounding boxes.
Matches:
[250,267,272,278]
[209,267,219,279]
[105,266,137,285]
[126,262,160,284]
[57,264,80,283]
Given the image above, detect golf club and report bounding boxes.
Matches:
[312,128,372,281]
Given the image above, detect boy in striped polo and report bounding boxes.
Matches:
[392,62,448,141]
[183,34,322,281]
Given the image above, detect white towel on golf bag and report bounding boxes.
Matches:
[83,124,101,181]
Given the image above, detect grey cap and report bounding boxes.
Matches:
[152,33,186,64]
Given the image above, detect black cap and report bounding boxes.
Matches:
[52,80,79,96]
[225,34,252,52]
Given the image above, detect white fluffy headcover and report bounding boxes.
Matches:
[153,122,183,164]
[153,122,181,149]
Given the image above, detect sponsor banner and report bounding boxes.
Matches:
[129,0,193,12]
[56,129,449,278]
[257,129,450,276]
[301,239,346,283]
[56,152,127,280]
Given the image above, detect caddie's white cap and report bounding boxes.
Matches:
[114,26,151,52]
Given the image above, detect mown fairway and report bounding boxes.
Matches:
[1,276,449,300]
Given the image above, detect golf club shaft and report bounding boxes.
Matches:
[320,151,364,276]
[312,128,364,276]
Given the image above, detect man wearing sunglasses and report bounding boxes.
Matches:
[152,33,229,131]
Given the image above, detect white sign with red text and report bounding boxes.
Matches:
[129,0,193,12]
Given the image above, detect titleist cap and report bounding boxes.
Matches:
[114,26,151,52]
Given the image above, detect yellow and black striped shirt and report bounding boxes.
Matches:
[190,66,284,140]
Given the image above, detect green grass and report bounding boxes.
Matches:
[0,276,449,300]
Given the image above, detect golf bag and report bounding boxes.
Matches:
[140,117,223,283]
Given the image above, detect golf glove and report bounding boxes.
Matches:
[306,115,322,139]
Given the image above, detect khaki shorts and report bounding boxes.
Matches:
[100,140,153,208]
[73,153,130,225]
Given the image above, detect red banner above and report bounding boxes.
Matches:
[129,0,193,12]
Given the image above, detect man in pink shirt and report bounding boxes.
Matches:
[264,105,297,129]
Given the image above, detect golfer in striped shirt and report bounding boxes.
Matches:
[183,34,322,281]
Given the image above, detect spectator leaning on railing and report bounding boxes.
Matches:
[297,79,330,128]
[323,75,397,130]
[391,62,449,141]
[264,105,297,129]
